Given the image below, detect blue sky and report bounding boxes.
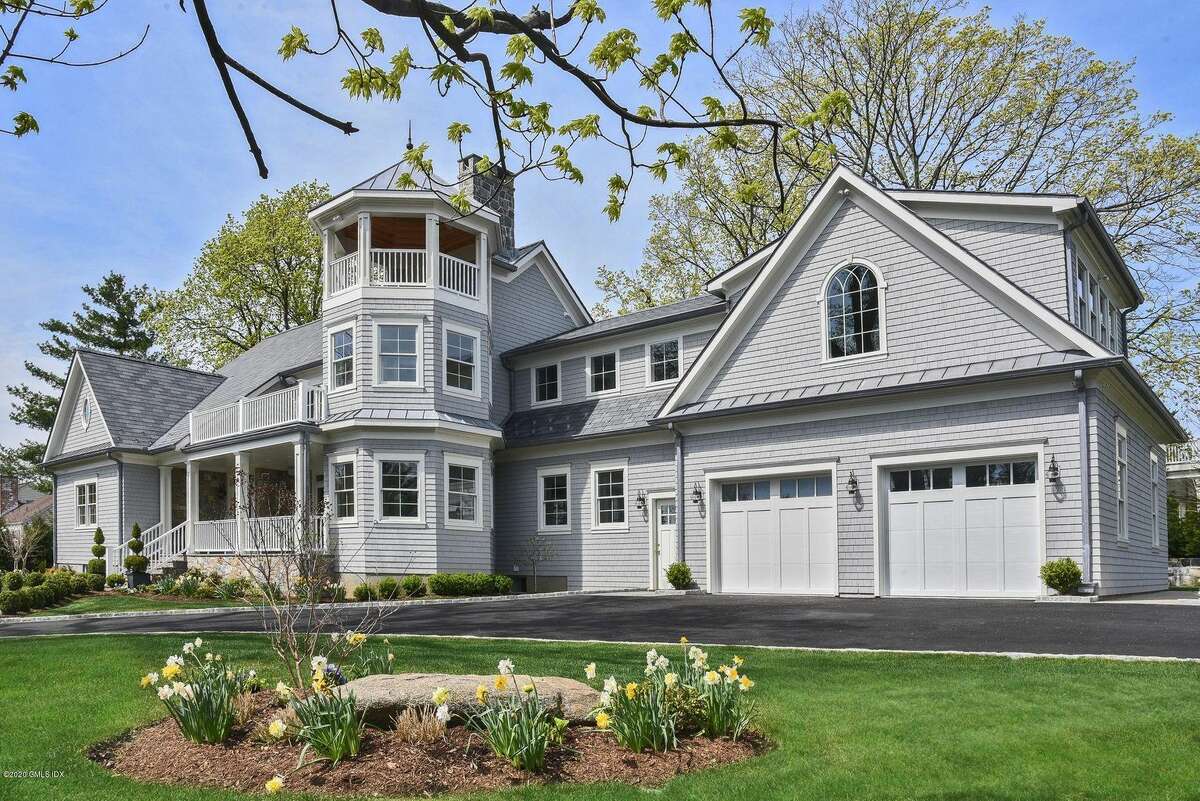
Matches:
[1,0,1197,447]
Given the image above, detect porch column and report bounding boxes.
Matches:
[477,230,489,311]
[322,227,333,298]
[293,439,310,514]
[234,451,250,552]
[158,465,172,531]
[425,213,439,288]
[357,212,371,286]
[185,460,198,550]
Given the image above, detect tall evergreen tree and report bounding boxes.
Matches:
[3,272,158,490]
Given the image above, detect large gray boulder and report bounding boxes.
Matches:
[336,672,600,726]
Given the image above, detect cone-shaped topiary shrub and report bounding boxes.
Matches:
[88,528,107,575]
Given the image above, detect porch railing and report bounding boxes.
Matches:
[190,516,328,554]
[105,521,190,574]
[369,248,426,286]
[1167,442,1199,465]
[329,252,360,294]
[439,253,479,298]
[190,382,325,445]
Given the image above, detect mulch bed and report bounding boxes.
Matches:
[90,692,768,797]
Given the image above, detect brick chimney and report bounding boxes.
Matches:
[457,154,515,254]
[0,476,18,514]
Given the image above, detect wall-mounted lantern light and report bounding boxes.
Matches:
[846,470,859,496]
[690,482,703,505]
[1046,455,1061,484]
[635,489,647,512]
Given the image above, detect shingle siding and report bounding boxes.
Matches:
[699,201,1057,403]
[60,379,111,455]
[54,462,119,569]
[122,464,161,540]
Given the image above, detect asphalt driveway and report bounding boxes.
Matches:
[4,593,1199,659]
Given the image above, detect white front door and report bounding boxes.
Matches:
[716,475,838,594]
[654,499,677,589]
[884,460,1041,597]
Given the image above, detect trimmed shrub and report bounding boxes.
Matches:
[87,558,107,576]
[0,590,19,614]
[376,576,400,600]
[426,572,512,598]
[3,571,23,591]
[125,523,149,573]
[91,528,106,558]
[43,575,71,601]
[70,574,90,594]
[106,572,127,588]
[1040,558,1083,595]
[352,582,377,602]
[25,571,45,587]
[85,573,105,592]
[493,574,513,595]
[401,574,425,598]
[665,562,693,590]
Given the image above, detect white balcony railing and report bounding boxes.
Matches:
[329,252,360,294]
[439,253,479,298]
[370,248,426,286]
[190,382,325,445]
[1167,442,1199,465]
[190,516,328,554]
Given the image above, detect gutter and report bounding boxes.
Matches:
[1074,369,1094,585]
[42,445,150,469]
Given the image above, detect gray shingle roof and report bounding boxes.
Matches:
[503,388,673,447]
[492,241,544,272]
[76,350,224,450]
[659,351,1105,421]
[151,321,323,450]
[350,163,452,192]
[502,295,727,359]
[323,408,501,431]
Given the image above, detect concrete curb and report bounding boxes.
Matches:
[0,587,647,625]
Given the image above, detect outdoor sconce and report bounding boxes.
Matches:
[690,482,703,505]
[635,489,647,512]
[1046,455,1061,484]
[846,470,859,496]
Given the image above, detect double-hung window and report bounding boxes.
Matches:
[537,465,570,531]
[647,339,680,384]
[1074,260,1088,330]
[533,364,559,404]
[444,327,479,397]
[1151,451,1161,548]
[591,461,627,528]
[75,481,97,527]
[377,454,422,522]
[377,323,419,385]
[330,325,355,390]
[332,457,355,521]
[1116,421,1129,541]
[589,352,618,394]
[445,454,483,529]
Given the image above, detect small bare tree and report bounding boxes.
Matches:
[516,534,558,594]
[220,469,404,688]
[0,516,46,572]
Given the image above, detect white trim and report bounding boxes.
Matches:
[442,322,483,400]
[530,361,562,407]
[1150,450,1162,549]
[704,242,780,295]
[444,452,485,531]
[589,458,629,532]
[817,258,889,364]
[535,463,571,534]
[871,443,1046,598]
[645,335,683,386]
[46,356,116,460]
[373,450,426,525]
[73,478,98,529]
[648,492,676,590]
[371,317,424,389]
[662,165,1109,417]
[507,317,720,370]
[327,320,357,394]
[585,349,621,397]
[330,452,357,523]
[1115,419,1129,542]
[490,244,592,326]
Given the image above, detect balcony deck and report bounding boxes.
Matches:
[189,382,325,445]
[328,248,479,299]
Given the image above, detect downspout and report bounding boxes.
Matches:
[51,473,58,567]
[116,457,124,548]
[669,423,685,562]
[1074,369,1093,586]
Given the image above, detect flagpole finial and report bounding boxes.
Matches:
[406,121,413,151]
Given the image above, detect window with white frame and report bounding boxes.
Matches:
[1099,293,1109,346]
[589,352,618,394]
[591,461,626,528]
[1109,307,1120,352]
[1151,451,1161,548]
[1074,261,1087,328]
[647,339,680,384]
[445,456,482,527]
[1088,277,1099,339]
[537,465,570,531]
[332,458,355,521]
[75,481,97,526]
[1116,421,1128,541]
[330,326,355,390]
[81,395,92,430]
[444,328,478,395]
[377,322,420,385]
[825,263,882,359]
[377,454,422,521]
[533,364,559,404]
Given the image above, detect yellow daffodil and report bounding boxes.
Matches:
[594,711,611,729]
[493,674,508,691]
[274,681,292,700]
[739,675,754,692]
[522,683,535,694]
[346,632,367,647]
[624,682,638,700]
[664,672,678,688]
[265,775,284,794]
[161,663,183,681]
[733,655,744,667]
[387,652,395,662]
[475,684,489,704]
[432,686,451,705]
[139,673,157,689]
[679,635,688,645]
[584,662,597,680]
[268,719,286,739]
[704,670,720,685]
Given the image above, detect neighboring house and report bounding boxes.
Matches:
[1166,443,1199,515]
[1,482,54,567]
[42,159,1184,598]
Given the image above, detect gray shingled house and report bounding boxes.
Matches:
[43,160,1184,598]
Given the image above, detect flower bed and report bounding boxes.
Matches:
[92,635,769,797]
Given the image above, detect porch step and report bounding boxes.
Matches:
[150,558,189,577]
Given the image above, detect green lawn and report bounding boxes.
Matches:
[29,594,248,617]
[1,634,1198,800]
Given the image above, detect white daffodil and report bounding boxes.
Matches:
[645,648,659,665]
[166,654,184,667]
[311,655,328,673]
[435,703,451,723]
[598,690,611,706]
[603,676,618,694]
[182,642,195,655]
[584,662,597,680]
[194,637,203,648]
[664,672,679,687]
[157,685,175,700]
[655,655,669,670]
[497,658,515,675]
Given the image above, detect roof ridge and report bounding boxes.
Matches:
[76,348,222,379]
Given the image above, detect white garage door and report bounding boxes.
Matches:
[717,474,837,594]
[885,459,1041,597]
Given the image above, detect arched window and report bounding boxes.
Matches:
[81,396,92,430]
[825,263,883,359]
